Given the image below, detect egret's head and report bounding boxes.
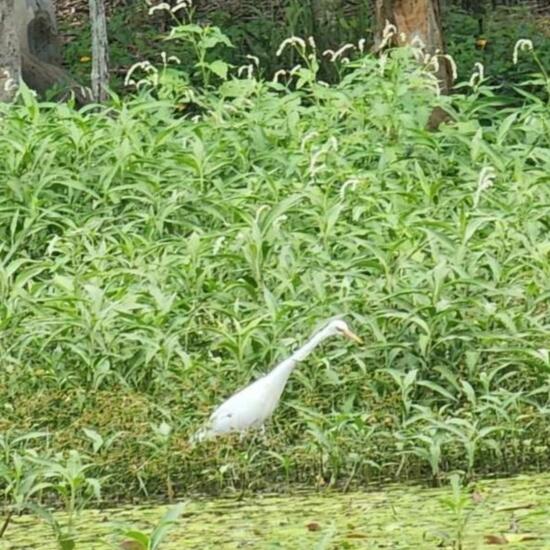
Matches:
[326,319,362,344]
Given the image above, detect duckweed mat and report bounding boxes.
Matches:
[2,473,550,549]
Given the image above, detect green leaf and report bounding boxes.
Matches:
[122,530,149,549]
[60,537,76,550]
[82,428,104,454]
[417,380,457,402]
[206,61,229,80]
[150,502,186,550]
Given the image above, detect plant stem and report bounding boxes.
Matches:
[0,510,13,538]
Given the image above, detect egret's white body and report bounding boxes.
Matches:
[193,319,361,441]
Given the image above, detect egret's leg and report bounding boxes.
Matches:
[259,424,269,445]
[237,444,253,502]
[237,480,247,501]
[235,432,252,501]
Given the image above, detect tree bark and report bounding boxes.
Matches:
[21,50,92,105]
[0,0,21,102]
[89,0,109,102]
[16,0,61,65]
[374,0,452,94]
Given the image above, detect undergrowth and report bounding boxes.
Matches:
[0,24,549,511]
[59,0,550,100]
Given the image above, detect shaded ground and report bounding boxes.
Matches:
[2,473,550,548]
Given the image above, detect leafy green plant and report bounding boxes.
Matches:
[437,474,477,549]
[138,421,176,501]
[445,4,550,99]
[0,24,549,499]
[0,432,50,538]
[118,502,185,550]
[27,451,103,549]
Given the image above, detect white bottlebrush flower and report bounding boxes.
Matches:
[255,205,270,221]
[213,236,225,255]
[272,69,287,83]
[378,52,388,74]
[300,131,319,151]
[340,178,360,199]
[441,54,458,81]
[124,61,155,86]
[3,78,17,92]
[383,20,397,38]
[469,62,484,87]
[513,39,533,65]
[245,54,260,67]
[273,215,288,229]
[329,44,355,62]
[1,68,17,92]
[473,166,496,207]
[171,1,191,13]
[237,64,254,78]
[425,53,439,73]
[276,36,306,57]
[377,20,397,51]
[148,2,170,15]
[309,149,324,176]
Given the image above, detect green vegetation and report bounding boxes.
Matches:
[4,473,550,548]
[61,0,372,91]
[1,15,550,548]
[60,1,550,98]
[445,6,550,94]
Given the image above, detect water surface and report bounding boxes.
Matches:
[2,473,549,548]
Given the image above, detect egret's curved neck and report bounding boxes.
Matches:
[290,326,332,363]
[269,325,332,382]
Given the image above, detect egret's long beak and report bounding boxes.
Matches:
[343,328,362,344]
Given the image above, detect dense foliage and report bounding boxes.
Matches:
[1,27,549,520]
[61,2,550,97]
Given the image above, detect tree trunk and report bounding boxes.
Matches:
[374,0,452,94]
[11,0,91,104]
[89,0,109,102]
[21,50,92,105]
[16,0,61,65]
[0,0,21,102]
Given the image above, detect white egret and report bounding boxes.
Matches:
[193,318,362,442]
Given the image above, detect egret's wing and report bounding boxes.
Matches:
[192,374,275,442]
[208,379,269,432]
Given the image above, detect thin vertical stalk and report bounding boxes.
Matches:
[89,0,109,102]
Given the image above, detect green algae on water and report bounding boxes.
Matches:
[2,474,550,549]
